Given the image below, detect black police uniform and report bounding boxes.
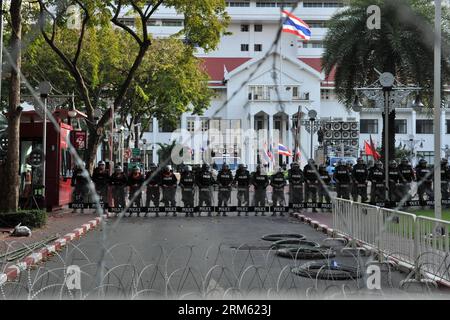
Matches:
[235,168,251,207]
[416,163,434,202]
[128,171,144,208]
[288,167,304,204]
[303,164,318,203]
[318,167,331,204]
[197,169,215,210]
[334,164,351,199]
[271,171,287,209]
[368,166,385,203]
[441,163,450,201]
[92,167,110,204]
[109,172,128,208]
[161,170,178,208]
[71,167,89,207]
[217,169,233,209]
[399,163,415,201]
[145,169,161,209]
[252,170,269,213]
[179,170,196,213]
[352,163,368,202]
[388,165,402,202]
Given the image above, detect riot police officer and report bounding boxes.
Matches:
[318,164,331,208]
[196,163,215,216]
[161,165,178,216]
[71,162,89,213]
[252,164,269,215]
[288,162,304,206]
[145,163,161,216]
[416,159,434,202]
[179,165,196,216]
[217,163,234,216]
[441,158,450,202]
[128,166,144,213]
[352,158,368,202]
[388,160,402,202]
[399,158,415,201]
[109,165,128,211]
[304,159,318,211]
[271,167,287,216]
[368,161,385,203]
[92,160,110,207]
[334,160,351,199]
[234,164,251,215]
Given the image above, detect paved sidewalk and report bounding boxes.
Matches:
[296,209,333,227]
[0,209,101,254]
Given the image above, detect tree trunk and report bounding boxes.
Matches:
[1,1,22,212]
[381,109,396,164]
[86,127,102,174]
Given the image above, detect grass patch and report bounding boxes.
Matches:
[403,209,450,222]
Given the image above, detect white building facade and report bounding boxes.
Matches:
[126,0,450,169]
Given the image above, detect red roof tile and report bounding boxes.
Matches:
[299,57,336,83]
[200,57,252,82]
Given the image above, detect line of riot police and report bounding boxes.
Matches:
[71,157,450,215]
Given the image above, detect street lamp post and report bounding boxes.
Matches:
[434,0,442,220]
[38,81,52,206]
[353,73,420,201]
[300,109,320,160]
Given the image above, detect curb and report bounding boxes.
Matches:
[0,217,103,285]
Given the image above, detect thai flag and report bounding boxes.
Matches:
[281,10,311,41]
[278,143,292,157]
[263,143,274,163]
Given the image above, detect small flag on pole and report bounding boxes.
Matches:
[278,143,292,157]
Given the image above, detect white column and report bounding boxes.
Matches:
[441,109,446,158]
[411,110,416,136]
[287,114,292,165]
[249,114,255,170]
[268,114,274,168]
[152,117,158,163]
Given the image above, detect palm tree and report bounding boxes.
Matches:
[323,0,450,162]
[157,141,177,165]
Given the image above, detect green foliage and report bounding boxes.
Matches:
[0,210,47,228]
[157,141,177,165]
[323,0,450,108]
[120,38,213,131]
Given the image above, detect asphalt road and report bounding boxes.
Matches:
[1,214,448,300]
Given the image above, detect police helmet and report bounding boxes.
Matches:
[442,158,448,165]
[337,160,343,166]
[202,163,210,171]
[401,157,409,165]
[132,166,140,172]
[389,160,397,167]
[375,161,383,168]
[291,162,300,169]
[357,157,364,164]
[114,165,122,172]
[223,163,230,170]
[346,160,353,166]
[419,158,427,166]
[98,160,106,166]
[238,164,245,170]
[308,159,315,165]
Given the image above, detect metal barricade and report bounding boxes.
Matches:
[332,198,450,282]
[378,207,416,264]
[415,216,450,281]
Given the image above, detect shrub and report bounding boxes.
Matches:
[0,210,47,229]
